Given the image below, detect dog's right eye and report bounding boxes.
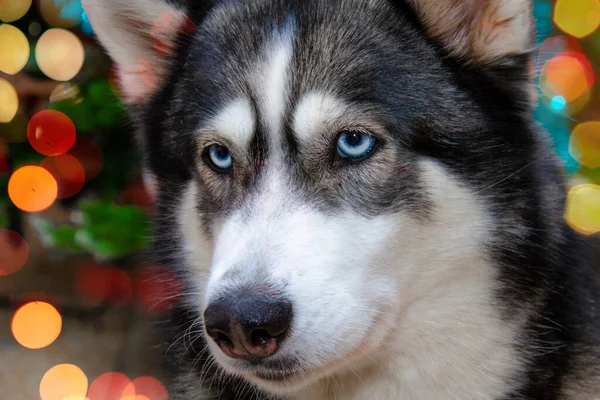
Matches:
[206,144,233,172]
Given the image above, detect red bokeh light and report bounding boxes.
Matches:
[41,154,86,199]
[88,372,131,400]
[0,138,8,174]
[124,376,168,400]
[67,136,105,181]
[27,110,76,156]
[0,229,29,276]
[134,265,182,316]
[74,262,133,305]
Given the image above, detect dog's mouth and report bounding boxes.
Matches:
[253,369,298,381]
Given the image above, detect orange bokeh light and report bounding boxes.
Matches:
[28,110,77,156]
[541,52,595,102]
[41,154,86,199]
[87,372,131,400]
[0,229,29,276]
[40,364,88,400]
[8,166,58,213]
[11,301,62,349]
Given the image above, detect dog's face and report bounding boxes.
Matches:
[85,0,556,395]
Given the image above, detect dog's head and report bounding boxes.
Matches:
[85,0,560,395]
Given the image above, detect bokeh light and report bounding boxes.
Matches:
[67,136,104,181]
[554,0,600,39]
[550,95,566,110]
[0,229,29,276]
[565,184,600,235]
[570,121,600,169]
[41,154,86,199]
[39,0,81,28]
[0,23,30,74]
[0,77,19,123]
[0,138,8,173]
[541,52,595,103]
[36,28,84,81]
[0,0,32,22]
[74,263,132,305]
[124,377,168,400]
[28,110,77,156]
[8,166,58,212]
[87,372,131,400]
[40,364,88,400]
[135,265,182,316]
[11,301,62,349]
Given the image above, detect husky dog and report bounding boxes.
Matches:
[83,0,600,398]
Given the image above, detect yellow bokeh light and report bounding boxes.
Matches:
[36,28,85,81]
[0,78,18,123]
[565,184,600,235]
[40,364,88,400]
[554,0,600,38]
[0,24,30,75]
[0,0,32,22]
[11,301,62,349]
[570,121,600,169]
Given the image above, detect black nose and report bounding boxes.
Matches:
[204,292,292,360]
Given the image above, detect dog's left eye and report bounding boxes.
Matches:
[207,144,233,171]
[337,130,377,159]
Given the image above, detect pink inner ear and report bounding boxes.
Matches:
[118,58,159,104]
[114,11,196,104]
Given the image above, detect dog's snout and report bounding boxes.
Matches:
[204,292,292,360]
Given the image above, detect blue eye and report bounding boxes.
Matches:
[207,144,233,171]
[337,131,376,159]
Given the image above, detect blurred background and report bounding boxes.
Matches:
[0,0,599,399]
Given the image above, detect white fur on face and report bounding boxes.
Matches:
[178,158,523,399]
[203,99,255,146]
[292,92,348,142]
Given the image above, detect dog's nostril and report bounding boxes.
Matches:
[204,292,293,360]
[215,331,232,347]
[250,329,274,347]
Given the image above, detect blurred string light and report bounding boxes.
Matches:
[0,78,18,123]
[0,24,30,75]
[40,364,88,400]
[0,229,29,276]
[27,110,77,156]
[8,166,58,212]
[550,95,567,110]
[570,121,600,169]
[565,184,600,235]
[36,28,85,81]
[11,301,62,349]
[41,154,86,199]
[554,0,600,39]
[0,0,32,22]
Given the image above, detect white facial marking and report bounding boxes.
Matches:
[204,98,255,145]
[293,92,347,142]
[259,25,295,160]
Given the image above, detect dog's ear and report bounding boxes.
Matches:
[82,0,204,103]
[407,0,534,64]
